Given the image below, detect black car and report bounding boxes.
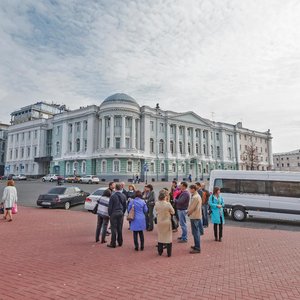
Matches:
[37,186,90,210]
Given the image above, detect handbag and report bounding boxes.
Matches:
[12,203,18,214]
[92,197,101,215]
[171,214,179,230]
[127,201,135,221]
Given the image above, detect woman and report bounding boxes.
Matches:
[128,190,148,251]
[208,187,225,242]
[2,179,18,222]
[154,189,175,257]
[127,184,136,200]
[95,189,111,243]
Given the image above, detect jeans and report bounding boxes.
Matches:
[198,219,204,235]
[110,213,124,247]
[213,216,223,240]
[202,204,209,227]
[190,219,201,250]
[178,209,188,241]
[146,205,154,231]
[95,215,109,242]
[133,231,144,249]
[158,242,172,257]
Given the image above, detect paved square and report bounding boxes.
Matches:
[0,207,299,300]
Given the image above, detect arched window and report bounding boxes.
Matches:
[56,141,60,155]
[66,162,70,174]
[188,143,191,155]
[76,138,80,152]
[196,143,199,154]
[170,140,174,154]
[203,144,206,155]
[172,163,176,172]
[160,162,165,172]
[73,161,78,174]
[217,146,220,158]
[228,147,232,159]
[211,145,214,156]
[137,161,141,172]
[82,161,86,174]
[150,138,154,153]
[150,162,155,172]
[127,160,133,172]
[179,141,183,154]
[101,160,107,173]
[182,163,185,173]
[198,164,202,173]
[159,139,164,154]
[113,160,120,172]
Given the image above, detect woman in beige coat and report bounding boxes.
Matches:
[154,189,175,257]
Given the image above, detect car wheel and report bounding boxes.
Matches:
[64,202,71,210]
[232,207,246,221]
[42,178,45,182]
[89,180,92,184]
[50,179,53,182]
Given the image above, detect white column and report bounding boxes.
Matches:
[87,116,94,155]
[166,123,170,154]
[192,128,197,155]
[267,134,273,170]
[80,121,84,152]
[121,115,126,148]
[72,122,75,152]
[137,119,141,149]
[101,118,105,148]
[184,126,188,155]
[61,123,68,155]
[176,125,180,156]
[109,115,114,149]
[131,118,136,149]
[207,130,211,157]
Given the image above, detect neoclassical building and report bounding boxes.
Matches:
[5,93,273,181]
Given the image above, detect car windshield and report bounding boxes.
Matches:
[92,189,105,196]
[48,187,66,195]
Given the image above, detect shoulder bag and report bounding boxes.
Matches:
[127,200,135,221]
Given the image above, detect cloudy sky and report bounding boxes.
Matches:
[0,0,300,152]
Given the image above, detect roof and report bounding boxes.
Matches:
[103,93,137,105]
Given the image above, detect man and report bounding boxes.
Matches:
[107,183,127,248]
[107,181,115,194]
[143,184,156,231]
[120,181,128,199]
[195,182,204,235]
[188,185,202,254]
[175,182,190,243]
[201,183,210,228]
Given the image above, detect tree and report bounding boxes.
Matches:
[241,143,261,170]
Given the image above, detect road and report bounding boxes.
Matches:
[1,179,300,232]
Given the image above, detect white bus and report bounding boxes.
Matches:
[209,170,300,221]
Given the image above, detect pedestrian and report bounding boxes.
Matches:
[201,183,210,228]
[209,187,225,242]
[95,189,111,243]
[188,174,192,182]
[127,184,136,200]
[175,182,190,243]
[128,190,148,251]
[120,181,128,199]
[188,185,202,254]
[1,179,18,222]
[107,183,127,248]
[155,189,175,257]
[143,184,156,231]
[163,187,170,202]
[107,181,116,194]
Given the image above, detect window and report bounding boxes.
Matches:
[56,141,60,155]
[203,144,206,155]
[170,125,174,134]
[159,139,164,154]
[82,161,86,174]
[196,143,199,154]
[160,162,165,172]
[76,122,80,132]
[170,141,174,154]
[69,141,72,152]
[56,126,60,135]
[228,147,232,159]
[34,146,37,157]
[203,131,206,139]
[101,160,107,173]
[211,145,214,156]
[188,128,191,136]
[217,146,220,158]
[126,138,130,149]
[84,139,87,151]
[287,163,290,167]
[214,179,238,193]
[115,117,121,127]
[188,143,191,155]
[150,162,155,172]
[76,138,80,152]
[127,161,133,172]
[22,132,24,141]
[66,162,70,174]
[282,163,284,167]
[227,134,231,142]
[287,157,289,160]
[10,150,12,160]
[179,141,183,154]
[115,137,121,149]
[113,160,120,172]
[216,133,219,141]
[125,117,130,127]
[16,134,19,142]
[179,126,183,135]
[270,181,300,198]
[28,131,31,140]
[105,118,110,127]
[196,130,199,138]
[150,121,154,132]
[21,148,24,158]
[69,124,73,134]
[172,163,176,172]
[159,123,164,133]
[182,163,185,173]
[84,120,88,131]
[240,180,266,194]
[106,138,110,148]
[150,138,154,153]
[27,147,30,157]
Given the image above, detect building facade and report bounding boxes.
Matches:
[273,150,300,172]
[0,123,9,175]
[5,93,273,181]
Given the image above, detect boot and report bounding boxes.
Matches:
[157,243,163,256]
[167,243,172,257]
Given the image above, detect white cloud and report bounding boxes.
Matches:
[0,0,300,152]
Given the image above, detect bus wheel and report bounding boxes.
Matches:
[232,207,246,221]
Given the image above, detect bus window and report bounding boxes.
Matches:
[239,180,266,194]
[270,181,300,198]
[215,179,238,193]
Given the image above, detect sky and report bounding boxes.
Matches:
[0,0,300,153]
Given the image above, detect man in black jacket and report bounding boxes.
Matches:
[107,183,127,248]
[143,184,156,231]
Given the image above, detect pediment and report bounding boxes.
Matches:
[170,112,211,127]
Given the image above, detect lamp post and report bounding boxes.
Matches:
[155,103,162,182]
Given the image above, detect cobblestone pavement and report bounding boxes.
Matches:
[0,207,299,300]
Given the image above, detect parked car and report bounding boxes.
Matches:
[80,175,100,184]
[37,186,90,210]
[65,175,81,183]
[12,174,27,181]
[84,187,107,211]
[42,174,59,182]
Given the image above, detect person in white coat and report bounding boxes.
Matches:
[2,180,18,222]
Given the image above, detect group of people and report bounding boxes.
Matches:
[95,180,225,257]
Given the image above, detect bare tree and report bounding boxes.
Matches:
[241,143,261,170]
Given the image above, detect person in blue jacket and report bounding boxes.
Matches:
[208,186,225,242]
[128,190,148,251]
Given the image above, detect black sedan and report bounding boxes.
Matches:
[37,186,90,210]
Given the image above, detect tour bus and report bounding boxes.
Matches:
[209,170,300,221]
